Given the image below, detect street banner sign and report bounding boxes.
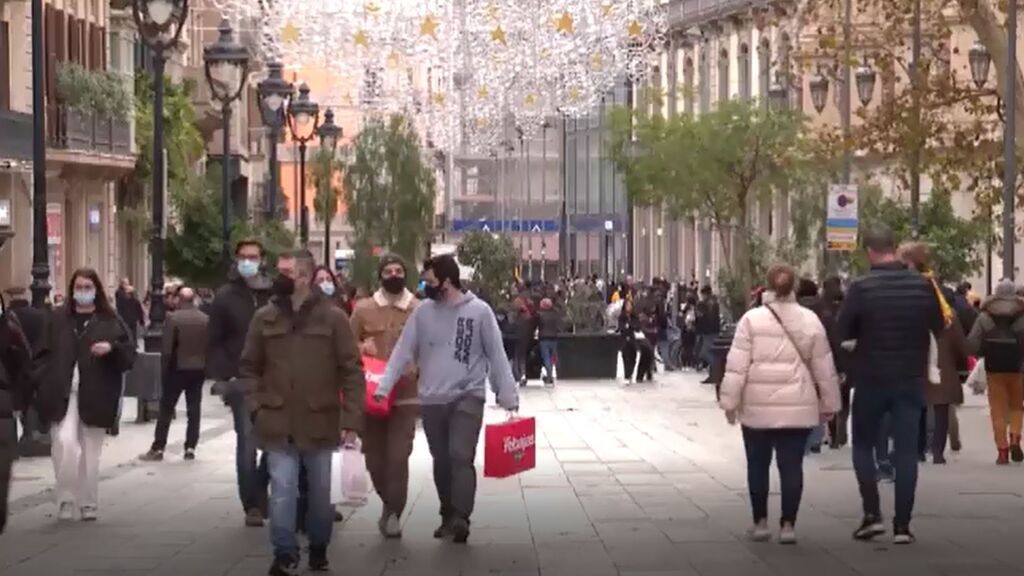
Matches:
[826,184,858,252]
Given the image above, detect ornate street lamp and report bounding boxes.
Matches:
[854,58,877,108]
[809,68,829,114]
[767,71,788,112]
[132,0,189,341]
[969,40,991,90]
[316,108,342,266]
[287,82,320,246]
[257,61,293,220]
[204,19,250,267]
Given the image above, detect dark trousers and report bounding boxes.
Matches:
[421,396,485,521]
[637,342,655,381]
[742,427,811,526]
[152,369,204,451]
[512,340,531,382]
[363,404,418,516]
[0,415,14,534]
[852,385,923,527]
[931,404,950,458]
[828,384,852,446]
[622,343,638,380]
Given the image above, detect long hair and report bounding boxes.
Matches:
[67,267,116,317]
[313,265,338,288]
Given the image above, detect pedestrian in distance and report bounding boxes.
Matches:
[838,225,945,545]
[966,278,1024,465]
[720,263,840,545]
[350,254,420,539]
[36,268,136,522]
[373,254,519,544]
[536,297,562,386]
[240,249,365,575]
[618,299,641,386]
[139,286,209,462]
[207,239,273,527]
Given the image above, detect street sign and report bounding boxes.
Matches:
[451,219,560,233]
[826,184,858,252]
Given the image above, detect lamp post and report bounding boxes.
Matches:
[287,83,320,246]
[30,0,48,308]
[257,62,294,221]
[767,71,788,113]
[132,0,189,340]
[316,108,342,267]
[204,19,250,268]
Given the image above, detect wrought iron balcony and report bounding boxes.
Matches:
[47,104,132,157]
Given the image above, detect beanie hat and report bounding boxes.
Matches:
[377,253,408,279]
[996,278,1016,298]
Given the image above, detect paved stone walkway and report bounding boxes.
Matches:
[3,371,1024,575]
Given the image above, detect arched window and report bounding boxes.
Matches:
[738,43,751,100]
[718,47,730,102]
[684,56,695,115]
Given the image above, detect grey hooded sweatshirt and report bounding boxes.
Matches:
[376,291,519,410]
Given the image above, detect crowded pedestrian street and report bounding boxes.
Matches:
[3,370,1022,576]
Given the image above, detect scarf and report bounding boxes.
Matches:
[922,271,954,328]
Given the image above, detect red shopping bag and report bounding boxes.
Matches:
[484,416,536,478]
[360,355,398,418]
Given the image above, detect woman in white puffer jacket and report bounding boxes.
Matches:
[719,263,841,545]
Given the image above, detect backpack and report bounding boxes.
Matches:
[982,314,1023,373]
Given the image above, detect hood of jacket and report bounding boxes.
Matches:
[982,294,1024,318]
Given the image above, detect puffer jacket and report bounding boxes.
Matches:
[966,294,1024,363]
[719,293,841,429]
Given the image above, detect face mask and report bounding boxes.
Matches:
[423,283,444,301]
[272,274,295,297]
[319,281,336,297]
[73,290,96,306]
[237,259,260,278]
[381,276,406,295]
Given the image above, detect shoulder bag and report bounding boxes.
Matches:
[765,304,820,398]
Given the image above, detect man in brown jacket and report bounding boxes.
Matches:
[350,254,418,539]
[140,287,209,461]
[240,249,365,576]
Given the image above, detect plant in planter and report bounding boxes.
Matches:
[566,283,606,334]
[557,282,620,380]
[56,62,130,118]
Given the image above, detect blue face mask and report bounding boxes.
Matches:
[237,259,260,278]
[319,281,336,297]
[73,290,96,306]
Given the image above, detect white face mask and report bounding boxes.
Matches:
[319,281,336,297]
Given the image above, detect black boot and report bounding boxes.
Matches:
[308,545,329,572]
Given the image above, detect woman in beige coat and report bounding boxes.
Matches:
[720,264,841,544]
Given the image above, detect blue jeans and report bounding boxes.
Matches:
[226,388,269,512]
[267,446,333,558]
[538,340,557,379]
[852,385,924,527]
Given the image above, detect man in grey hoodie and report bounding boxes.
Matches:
[374,254,519,544]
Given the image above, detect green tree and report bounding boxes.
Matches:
[310,146,345,264]
[343,114,436,290]
[608,98,828,316]
[456,231,518,304]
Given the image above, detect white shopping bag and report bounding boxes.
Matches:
[330,444,370,506]
[329,450,344,504]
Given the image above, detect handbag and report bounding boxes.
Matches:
[764,304,821,398]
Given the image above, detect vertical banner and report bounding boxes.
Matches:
[826,184,858,252]
[46,203,63,291]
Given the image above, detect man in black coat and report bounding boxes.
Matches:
[5,288,49,457]
[115,279,146,342]
[0,299,33,534]
[207,240,272,527]
[838,226,944,545]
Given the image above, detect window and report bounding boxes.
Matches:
[683,56,694,115]
[0,21,9,111]
[699,42,710,113]
[758,38,770,108]
[718,47,729,102]
[738,43,751,100]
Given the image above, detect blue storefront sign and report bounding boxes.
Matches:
[452,219,560,233]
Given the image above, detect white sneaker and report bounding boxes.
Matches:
[779,525,797,545]
[57,502,75,521]
[747,524,771,542]
[80,506,98,522]
[384,513,402,538]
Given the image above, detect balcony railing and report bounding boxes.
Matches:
[47,104,131,156]
[666,0,770,28]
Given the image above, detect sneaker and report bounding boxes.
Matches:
[853,516,886,541]
[183,448,196,461]
[433,518,451,539]
[268,554,300,576]
[80,506,98,522]
[384,513,402,538]
[778,524,797,545]
[450,516,470,544]
[308,545,329,572]
[1011,443,1024,463]
[245,507,265,527]
[333,508,344,523]
[950,438,962,452]
[138,450,164,462]
[746,523,771,542]
[998,448,1010,465]
[893,526,916,545]
[57,502,75,521]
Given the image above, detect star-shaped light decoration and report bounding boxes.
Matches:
[591,53,604,70]
[602,2,614,17]
[433,93,446,105]
[364,1,380,14]
[568,88,581,102]
[477,86,489,99]
[554,11,574,34]
[280,22,300,44]
[627,20,643,38]
[525,93,537,106]
[486,1,500,21]
[491,26,507,45]
[354,30,369,47]
[387,51,401,69]
[420,15,439,38]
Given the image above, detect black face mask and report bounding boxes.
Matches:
[381,276,406,295]
[272,274,295,298]
[423,283,444,301]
